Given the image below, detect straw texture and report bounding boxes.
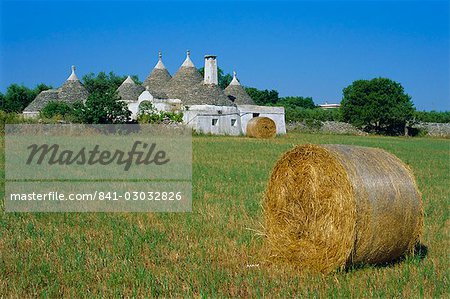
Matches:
[264,144,423,273]
[246,117,276,138]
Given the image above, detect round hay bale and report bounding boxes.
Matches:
[264,144,423,273]
[246,117,276,138]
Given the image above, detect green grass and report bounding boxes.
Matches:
[0,132,449,297]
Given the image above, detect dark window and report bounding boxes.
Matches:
[212,119,218,126]
[253,113,260,117]
[231,119,237,126]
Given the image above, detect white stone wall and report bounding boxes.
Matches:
[237,105,286,134]
[183,104,286,135]
[194,114,241,135]
[183,105,241,135]
[126,92,286,136]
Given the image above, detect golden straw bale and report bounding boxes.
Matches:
[246,117,276,138]
[264,144,423,273]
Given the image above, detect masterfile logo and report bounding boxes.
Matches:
[26,141,170,171]
[5,124,192,212]
[6,124,191,180]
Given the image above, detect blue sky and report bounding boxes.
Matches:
[1,0,449,111]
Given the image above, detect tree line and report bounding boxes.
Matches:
[1,70,449,135]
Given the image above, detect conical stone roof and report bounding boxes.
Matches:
[199,83,234,106]
[117,76,145,102]
[23,90,60,112]
[166,51,232,106]
[24,65,89,113]
[143,52,172,99]
[58,66,89,104]
[224,71,255,105]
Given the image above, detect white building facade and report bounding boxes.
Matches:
[127,51,286,136]
[25,51,286,136]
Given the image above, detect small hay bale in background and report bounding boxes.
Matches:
[264,144,423,273]
[246,117,276,138]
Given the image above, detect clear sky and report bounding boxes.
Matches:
[1,0,449,111]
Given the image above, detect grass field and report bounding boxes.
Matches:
[0,132,449,297]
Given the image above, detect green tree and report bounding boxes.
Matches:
[245,87,279,105]
[137,101,183,124]
[285,107,342,123]
[34,83,52,94]
[278,96,316,109]
[73,91,131,124]
[82,72,141,94]
[5,84,33,112]
[40,101,73,118]
[78,72,139,124]
[197,67,281,105]
[1,83,52,112]
[198,67,232,89]
[341,78,415,135]
[414,110,450,123]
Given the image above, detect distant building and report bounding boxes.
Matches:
[25,51,286,135]
[319,102,341,109]
[24,66,88,117]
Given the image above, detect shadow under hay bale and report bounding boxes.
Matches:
[246,117,276,138]
[264,144,423,274]
[345,243,428,272]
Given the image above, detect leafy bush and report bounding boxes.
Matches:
[414,110,450,123]
[278,96,316,110]
[138,101,157,115]
[73,91,131,124]
[138,111,183,124]
[243,85,342,123]
[82,72,141,94]
[137,101,183,124]
[285,107,342,122]
[245,87,279,105]
[40,101,73,119]
[0,111,39,124]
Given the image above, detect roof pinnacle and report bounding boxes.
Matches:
[229,70,240,86]
[154,51,166,70]
[67,65,79,81]
[123,76,135,84]
[181,49,195,68]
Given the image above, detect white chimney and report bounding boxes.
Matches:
[204,55,218,85]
